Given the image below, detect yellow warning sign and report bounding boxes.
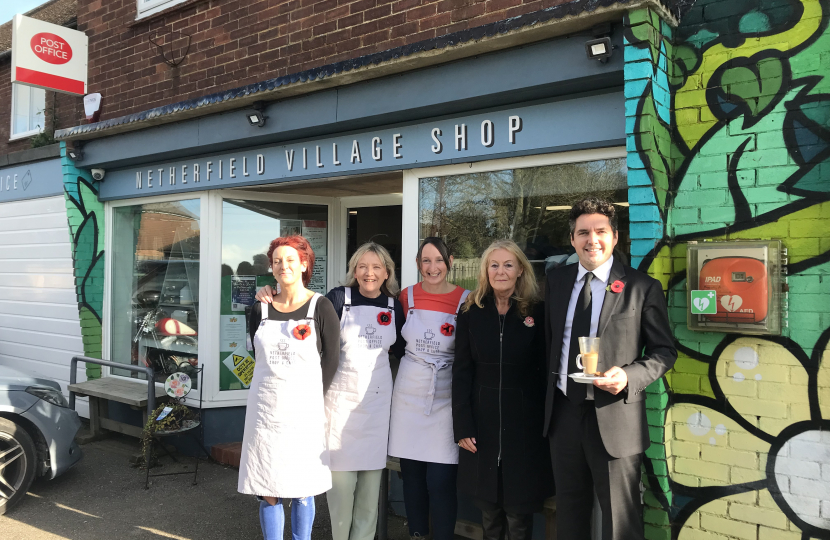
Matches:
[222,345,256,388]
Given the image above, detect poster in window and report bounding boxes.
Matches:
[231,276,256,311]
[222,345,256,388]
[220,314,247,350]
[280,219,303,237]
[302,220,327,256]
[308,255,327,294]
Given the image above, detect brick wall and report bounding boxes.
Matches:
[78,0,575,121]
[627,0,830,539]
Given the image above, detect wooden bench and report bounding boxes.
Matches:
[383,457,557,539]
[69,376,168,439]
[69,356,167,440]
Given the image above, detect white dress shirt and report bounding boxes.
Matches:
[557,255,614,400]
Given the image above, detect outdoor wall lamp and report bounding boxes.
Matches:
[245,101,268,127]
[585,37,613,62]
[66,141,84,162]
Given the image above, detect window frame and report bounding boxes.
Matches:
[207,189,337,404]
[103,191,210,402]
[401,147,627,288]
[9,84,45,141]
[136,0,188,19]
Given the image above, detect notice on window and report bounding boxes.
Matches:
[308,255,327,294]
[302,220,327,256]
[222,345,256,388]
[231,276,256,311]
[220,314,247,351]
[280,219,303,237]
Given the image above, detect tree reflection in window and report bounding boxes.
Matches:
[419,159,630,290]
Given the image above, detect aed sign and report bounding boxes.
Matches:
[11,14,88,95]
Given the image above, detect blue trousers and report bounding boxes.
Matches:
[259,497,316,540]
[399,458,458,540]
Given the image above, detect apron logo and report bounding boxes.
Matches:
[277,339,289,351]
[377,311,392,326]
[440,323,454,337]
[292,324,312,340]
[365,324,376,335]
[424,329,435,340]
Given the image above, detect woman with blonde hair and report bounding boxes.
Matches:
[453,239,553,540]
[257,241,404,540]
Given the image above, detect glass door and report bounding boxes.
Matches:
[338,194,403,279]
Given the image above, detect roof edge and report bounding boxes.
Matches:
[56,0,676,143]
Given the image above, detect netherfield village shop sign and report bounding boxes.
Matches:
[99,91,624,201]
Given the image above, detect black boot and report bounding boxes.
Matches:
[481,507,507,540]
[505,512,534,540]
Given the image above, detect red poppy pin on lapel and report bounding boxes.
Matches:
[607,280,625,293]
[292,324,312,340]
[524,317,535,327]
[377,311,392,326]
[440,323,455,336]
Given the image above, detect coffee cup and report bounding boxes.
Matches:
[575,336,600,376]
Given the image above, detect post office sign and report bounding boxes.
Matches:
[11,14,88,95]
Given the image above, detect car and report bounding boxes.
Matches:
[0,365,83,515]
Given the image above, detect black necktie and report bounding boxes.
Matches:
[567,272,593,403]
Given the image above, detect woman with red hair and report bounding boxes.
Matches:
[238,235,340,540]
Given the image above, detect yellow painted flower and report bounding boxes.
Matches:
[667,336,830,538]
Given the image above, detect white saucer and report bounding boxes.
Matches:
[569,373,609,383]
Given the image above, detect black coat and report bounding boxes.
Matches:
[453,297,553,511]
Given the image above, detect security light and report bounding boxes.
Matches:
[66,141,84,162]
[585,37,613,63]
[245,101,267,127]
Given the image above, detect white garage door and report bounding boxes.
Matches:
[0,195,88,417]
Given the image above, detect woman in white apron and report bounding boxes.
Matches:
[256,242,405,540]
[388,237,469,540]
[239,235,340,540]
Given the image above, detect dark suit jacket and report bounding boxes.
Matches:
[543,257,676,458]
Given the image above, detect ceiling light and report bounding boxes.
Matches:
[546,205,572,211]
[349,210,358,215]
[613,202,630,207]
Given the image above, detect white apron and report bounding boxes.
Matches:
[388,286,469,464]
[325,288,396,471]
[238,295,332,498]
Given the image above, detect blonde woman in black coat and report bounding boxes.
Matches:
[453,239,553,540]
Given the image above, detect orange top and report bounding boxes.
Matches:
[400,282,468,316]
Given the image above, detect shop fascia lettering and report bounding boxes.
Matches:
[134,116,522,190]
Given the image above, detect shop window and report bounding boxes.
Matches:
[110,200,201,385]
[419,158,629,291]
[10,84,45,140]
[218,199,328,391]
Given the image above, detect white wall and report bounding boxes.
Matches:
[0,195,89,417]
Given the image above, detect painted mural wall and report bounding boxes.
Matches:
[62,144,105,379]
[625,1,830,539]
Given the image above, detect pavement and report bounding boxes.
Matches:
[0,431,414,540]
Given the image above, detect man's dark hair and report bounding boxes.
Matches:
[569,198,618,238]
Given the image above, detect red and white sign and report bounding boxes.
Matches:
[11,14,88,95]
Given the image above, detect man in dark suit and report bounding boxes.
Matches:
[543,198,676,540]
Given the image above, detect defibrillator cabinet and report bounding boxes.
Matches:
[686,240,784,335]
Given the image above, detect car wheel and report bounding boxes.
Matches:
[0,418,37,515]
